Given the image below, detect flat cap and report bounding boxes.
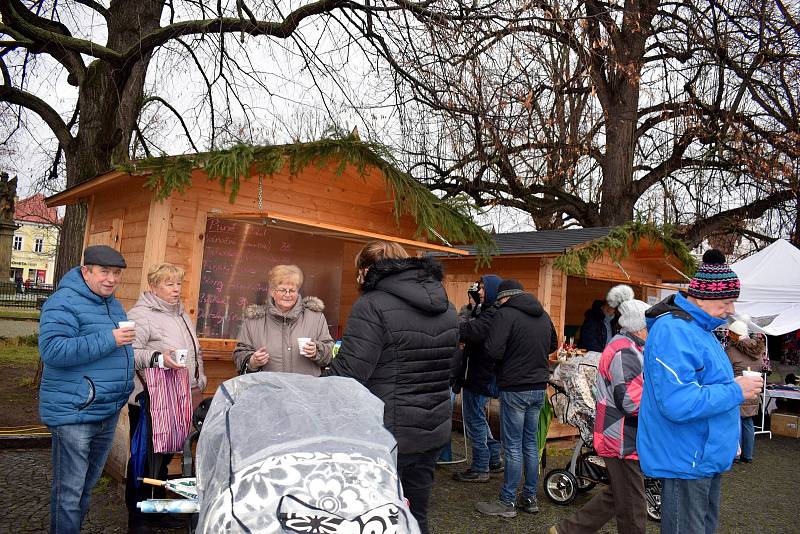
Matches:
[83,245,127,268]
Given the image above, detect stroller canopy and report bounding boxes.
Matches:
[196,373,419,534]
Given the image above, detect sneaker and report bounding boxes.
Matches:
[517,495,539,514]
[489,461,504,473]
[475,499,517,518]
[453,469,490,483]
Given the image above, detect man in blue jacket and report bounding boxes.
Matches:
[453,274,504,483]
[638,250,762,534]
[39,245,135,533]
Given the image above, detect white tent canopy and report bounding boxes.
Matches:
[731,239,800,336]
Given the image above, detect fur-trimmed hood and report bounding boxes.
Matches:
[362,256,450,314]
[243,295,325,320]
[730,336,766,360]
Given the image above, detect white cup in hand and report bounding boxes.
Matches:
[174,349,188,366]
[735,374,763,400]
[113,321,136,346]
[297,337,312,355]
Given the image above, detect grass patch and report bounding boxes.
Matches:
[93,475,114,495]
[0,308,40,320]
[0,343,40,368]
[17,376,35,388]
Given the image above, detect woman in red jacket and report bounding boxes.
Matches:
[549,296,652,534]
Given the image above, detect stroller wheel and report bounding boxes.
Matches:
[544,469,578,505]
[644,478,662,522]
[576,476,596,492]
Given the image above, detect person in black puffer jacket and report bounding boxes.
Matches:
[325,241,458,534]
[452,274,504,483]
[476,279,557,518]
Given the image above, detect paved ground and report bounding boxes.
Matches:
[0,319,39,338]
[2,433,799,533]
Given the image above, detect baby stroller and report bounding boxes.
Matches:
[544,353,662,522]
[194,372,420,533]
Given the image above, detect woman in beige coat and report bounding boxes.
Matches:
[128,263,206,405]
[725,320,766,463]
[125,262,206,524]
[233,264,334,376]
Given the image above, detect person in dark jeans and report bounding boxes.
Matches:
[476,279,557,518]
[325,241,458,534]
[453,274,504,483]
[638,250,763,534]
[38,246,134,534]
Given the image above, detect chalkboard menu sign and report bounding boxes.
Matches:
[197,218,343,339]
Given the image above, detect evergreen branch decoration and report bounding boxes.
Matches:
[204,144,256,203]
[119,137,495,257]
[552,222,696,277]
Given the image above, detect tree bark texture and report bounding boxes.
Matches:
[53,1,163,282]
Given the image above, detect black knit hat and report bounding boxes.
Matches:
[496,279,524,300]
[687,249,740,300]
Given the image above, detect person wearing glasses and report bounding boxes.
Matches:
[233,264,334,376]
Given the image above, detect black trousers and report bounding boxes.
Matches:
[397,448,440,534]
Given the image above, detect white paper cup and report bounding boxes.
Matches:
[743,370,762,379]
[118,320,135,329]
[174,349,188,366]
[297,337,312,354]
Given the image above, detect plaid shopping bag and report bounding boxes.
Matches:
[144,367,193,453]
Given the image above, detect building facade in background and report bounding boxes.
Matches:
[10,194,59,285]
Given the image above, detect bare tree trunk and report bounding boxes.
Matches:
[52,1,162,283]
[600,112,638,225]
[53,204,87,283]
[793,192,800,248]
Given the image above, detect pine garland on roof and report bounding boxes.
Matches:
[552,222,696,277]
[117,137,495,257]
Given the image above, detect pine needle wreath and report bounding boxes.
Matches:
[118,137,495,257]
[552,222,696,277]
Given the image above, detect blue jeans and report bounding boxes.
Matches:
[49,414,120,534]
[438,390,457,462]
[499,389,545,504]
[462,386,501,472]
[740,416,755,461]
[660,474,721,534]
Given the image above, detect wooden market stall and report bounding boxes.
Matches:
[45,139,485,477]
[438,224,694,344]
[438,224,695,440]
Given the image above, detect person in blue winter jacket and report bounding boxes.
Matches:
[637,249,763,534]
[38,245,135,534]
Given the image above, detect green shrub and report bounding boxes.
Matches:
[17,333,38,346]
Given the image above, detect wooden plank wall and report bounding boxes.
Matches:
[86,182,153,310]
[440,256,543,307]
[84,162,478,481]
[83,161,442,398]
[564,277,617,330]
[338,241,362,335]
[163,163,423,325]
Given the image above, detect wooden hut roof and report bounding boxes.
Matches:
[438,227,614,256]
